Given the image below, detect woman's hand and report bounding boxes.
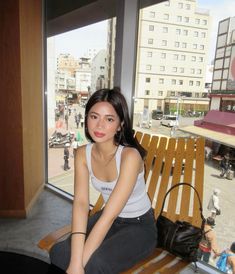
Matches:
[66,264,84,274]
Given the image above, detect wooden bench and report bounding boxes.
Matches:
[38,132,205,273]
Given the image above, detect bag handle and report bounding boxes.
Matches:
[159,182,205,225]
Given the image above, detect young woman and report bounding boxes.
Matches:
[50,88,157,274]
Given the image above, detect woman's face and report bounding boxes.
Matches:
[87,102,121,144]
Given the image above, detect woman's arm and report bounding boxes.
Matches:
[82,147,143,266]
[67,146,90,274]
[207,231,220,255]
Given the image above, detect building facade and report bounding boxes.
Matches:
[134,0,211,115]
[210,16,235,112]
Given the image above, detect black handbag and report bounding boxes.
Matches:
[156,183,205,262]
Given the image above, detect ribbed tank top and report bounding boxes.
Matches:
[86,143,151,218]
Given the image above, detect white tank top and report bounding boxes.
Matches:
[86,143,151,218]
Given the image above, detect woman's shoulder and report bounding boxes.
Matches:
[75,144,88,160]
[121,146,142,161]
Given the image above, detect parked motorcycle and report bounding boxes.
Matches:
[48,130,74,148]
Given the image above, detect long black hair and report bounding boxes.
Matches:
[84,87,146,159]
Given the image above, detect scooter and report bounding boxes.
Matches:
[48,131,74,148]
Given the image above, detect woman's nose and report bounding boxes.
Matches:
[97,118,104,128]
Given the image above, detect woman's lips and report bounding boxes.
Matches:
[94,131,105,138]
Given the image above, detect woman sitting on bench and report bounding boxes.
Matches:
[50,88,157,274]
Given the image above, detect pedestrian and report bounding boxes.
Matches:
[75,114,80,129]
[50,88,157,274]
[216,242,235,274]
[63,143,70,171]
[80,115,84,128]
[65,112,69,130]
[220,153,230,178]
[207,188,221,219]
[198,217,220,264]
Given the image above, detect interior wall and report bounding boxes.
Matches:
[0,0,44,217]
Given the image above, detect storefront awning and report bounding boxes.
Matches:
[179,125,235,148]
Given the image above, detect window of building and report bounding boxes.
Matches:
[160,66,165,71]
[176,28,181,35]
[189,80,193,86]
[191,56,196,61]
[194,31,199,37]
[183,29,188,36]
[200,44,205,50]
[195,18,200,24]
[191,68,195,74]
[172,67,177,72]
[173,54,179,60]
[149,11,155,18]
[202,19,207,25]
[146,77,151,83]
[164,13,169,20]
[184,17,189,23]
[172,79,176,85]
[182,42,187,48]
[148,38,153,44]
[145,90,150,95]
[201,32,206,38]
[147,51,152,57]
[161,53,166,59]
[181,55,186,61]
[175,41,180,47]
[163,27,168,33]
[178,2,183,9]
[170,91,176,96]
[162,40,167,46]
[146,65,152,70]
[177,16,182,22]
[196,81,200,86]
[193,44,197,49]
[159,78,164,84]
[197,69,202,74]
[185,4,190,10]
[179,67,184,73]
[179,80,183,85]
[199,57,203,62]
[149,25,154,31]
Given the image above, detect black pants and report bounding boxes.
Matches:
[50,208,157,274]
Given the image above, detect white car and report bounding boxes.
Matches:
[160,115,179,127]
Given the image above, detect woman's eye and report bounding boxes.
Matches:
[107,117,114,122]
[90,114,97,119]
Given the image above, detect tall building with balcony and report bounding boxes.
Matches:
[134,0,211,115]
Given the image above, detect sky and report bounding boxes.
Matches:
[54,0,235,64]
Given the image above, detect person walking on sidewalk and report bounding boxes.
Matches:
[63,143,70,171]
[198,217,220,263]
[207,188,221,219]
[220,153,230,178]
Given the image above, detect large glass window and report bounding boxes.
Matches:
[133,0,235,272]
[46,19,115,204]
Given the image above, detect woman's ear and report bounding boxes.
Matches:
[118,121,124,131]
